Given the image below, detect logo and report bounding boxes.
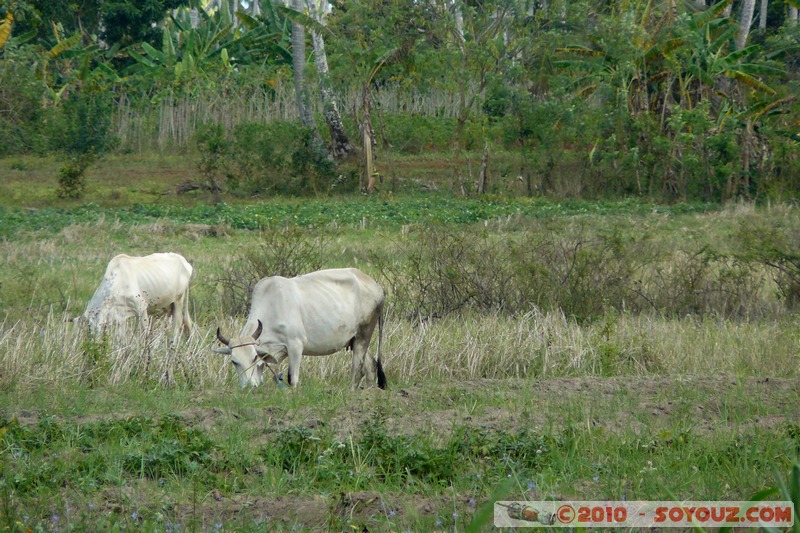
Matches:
[494,501,795,528]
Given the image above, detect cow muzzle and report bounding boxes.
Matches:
[239,363,265,388]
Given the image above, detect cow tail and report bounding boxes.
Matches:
[376,302,387,390]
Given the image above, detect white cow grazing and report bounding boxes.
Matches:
[214,268,386,389]
[83,252,194,339]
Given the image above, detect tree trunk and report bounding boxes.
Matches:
[307,0,354,159]
[759,0,768,30]
[735,0,756,50]
[361,85,377,193]
[790,6,798,26]
[189,7,200,29]
[289,0,330,165]
[454,2,465,40]
[291,0,315,129]
[451,0,468,196]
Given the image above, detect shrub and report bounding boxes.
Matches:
[56,151,96,199]
[371,223,651,322]
[224,121,338,195]
[736,213,800,310]
[640,246,766,318]
[215,227,330,315]
[380,114,455,153]
[194,122,229,194]
[370,220,770,322]
[290,127,337,194]
[50,89,116,199]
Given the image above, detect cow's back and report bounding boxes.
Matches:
[252,268,381,316]
[130,253,194,308]
[247,268,383,354]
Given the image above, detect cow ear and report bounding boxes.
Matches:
[258,353,280,365]
[255,347,278,364]
[212,346,232,355]
[252,320,263,340]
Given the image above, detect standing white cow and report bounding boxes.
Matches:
[213,268,386,390]
[83,252,194,339]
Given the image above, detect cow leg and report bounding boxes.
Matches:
[134,297,149,335]
[353,312,381,389]
[170,300,182,343]
[286,341,303,387]
[350,346,365,390]
[351,334,375,389]
[181,289,193,336]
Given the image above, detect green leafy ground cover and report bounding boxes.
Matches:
[0,196,715,240]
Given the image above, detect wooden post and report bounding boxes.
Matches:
[478,140,490,194]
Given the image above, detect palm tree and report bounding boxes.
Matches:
[288,0,330,164]
[290,0,315,128]
[736,0,757,49]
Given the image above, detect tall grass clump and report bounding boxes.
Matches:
[0,312,229,390]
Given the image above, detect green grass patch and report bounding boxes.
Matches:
[1,379,797,531]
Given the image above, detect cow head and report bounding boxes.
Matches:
[213,320,279,387]
[83,308,109,335]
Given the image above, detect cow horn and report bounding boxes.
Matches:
[252,320,263,340]
[216,327,230,346]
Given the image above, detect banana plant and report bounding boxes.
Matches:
[658,4,784,113]
[0,10,37,57]
[0,10,12,49]
[123,3,290,85]
[34,21,122,104]
[554,0,784,117]
[553,0,674,115]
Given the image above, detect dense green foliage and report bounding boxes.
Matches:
[1,0,799,201]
